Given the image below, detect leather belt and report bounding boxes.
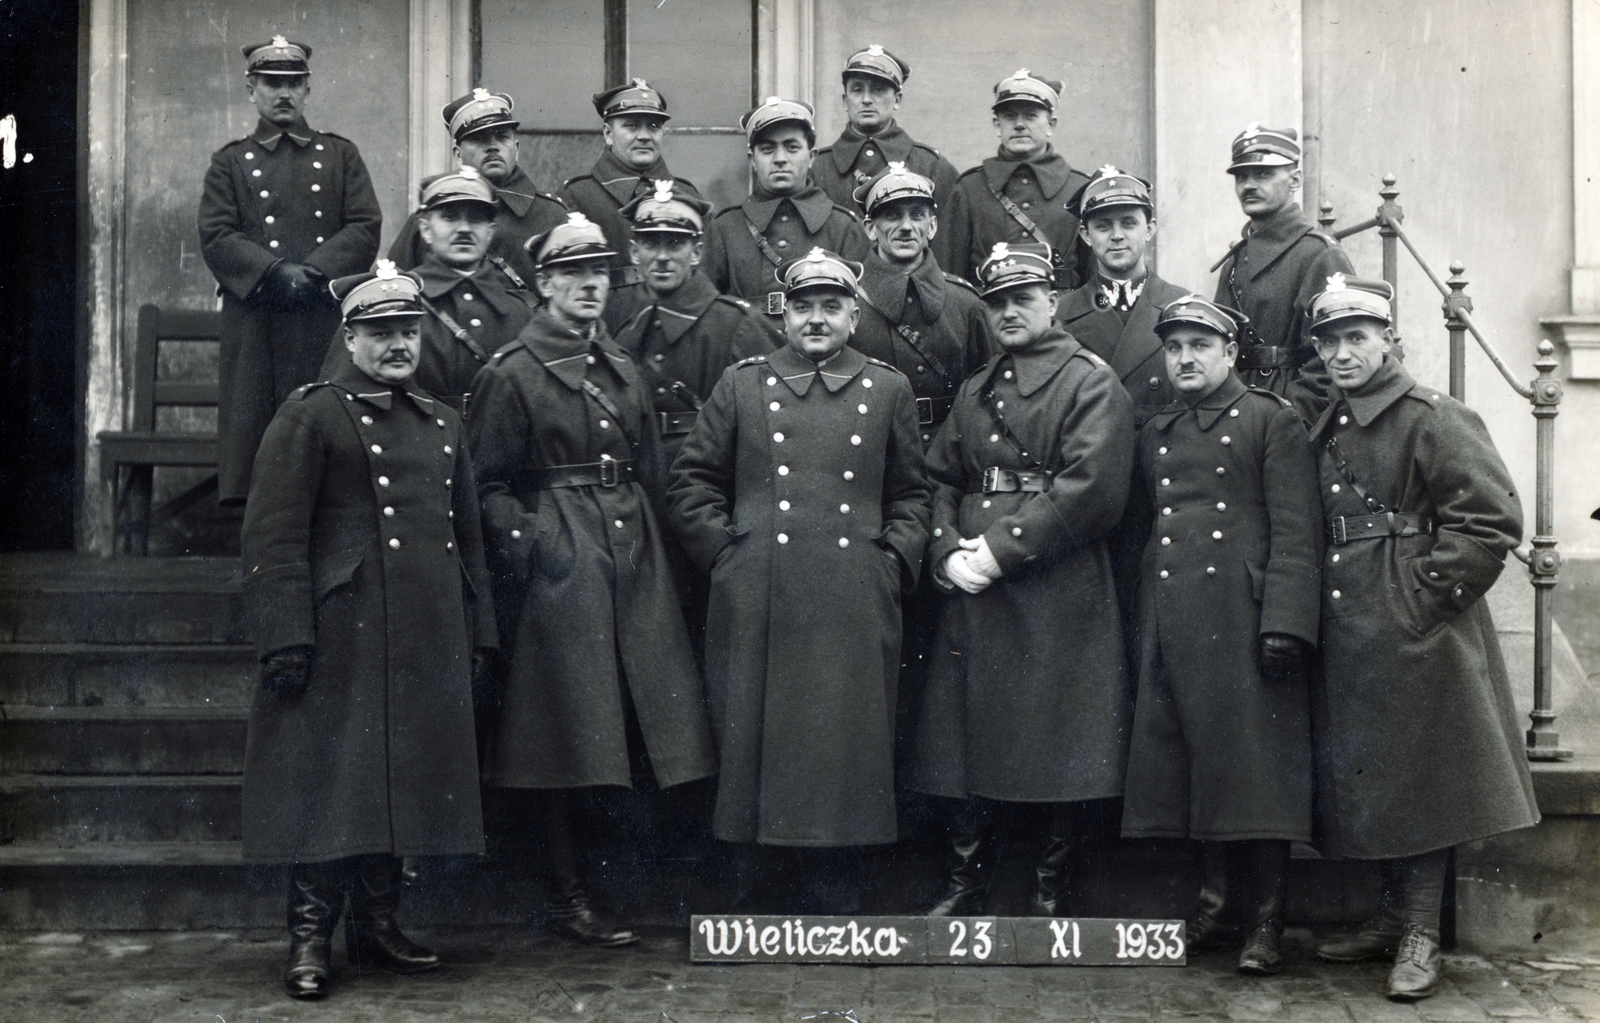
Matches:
[978,467,1051,494]
[1236,345,1289,370]
[915,396,956,426]
[609,265,644,288]
[657,410,698,436]
[537,457,637,489]
[1328,511,1434,545]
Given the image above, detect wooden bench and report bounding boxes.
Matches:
[97,304,222,554]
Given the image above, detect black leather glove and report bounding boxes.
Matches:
[261,645,313,703]
[1258,632,1312,679]
[471,647,504,717]
[273,261,325,304]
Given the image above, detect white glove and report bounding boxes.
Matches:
[960,534,1003,580]
[943,548,993,594]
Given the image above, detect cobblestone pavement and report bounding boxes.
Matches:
[2,928,1596,1023]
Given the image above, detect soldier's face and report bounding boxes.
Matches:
[749,126,815,196]
[345,318,422,385]
[843,76,900,133]
[784,288,859,362]
[1163,325,1238,400]
[246,75,309,128]
[630,233,702,296]
[993,103,1055,159]
[604,115,667,172]
[455,126,519,185]
[1232,165,1300,219]
[1313,318,1392,392]
[866,200,937,267]
[537,258,611,328]
[983,284,1058,350]
[418,202,496,270]
[1078,207,1154,279]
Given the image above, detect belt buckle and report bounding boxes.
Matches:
[915,397,934,425]
[766,292,785,316]
[599,457,619,488]
[981,467,1000,494]
[1330,515,1347,545]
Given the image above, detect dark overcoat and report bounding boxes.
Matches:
[850,250,993,446]
[941,150,1092,287]
[467,308,717,791]
[1212,202,1353,409]
[668,345,930,846]
[704,188,871,331]
[912,329,1135,803]
[239,362,494,863]
[812,121,962,269]
[200,117,382,505]
[1120,375,1323,842]
[387,166,568,289]
[1309,357,1538,859]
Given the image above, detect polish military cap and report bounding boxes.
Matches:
[741,97,816,144]
[1067,165,1153,219]
[1154,294,1248,342]
[1307,274,1394,332]
[1227,123,1301,172]
[976,241,1056,298]
[442,88,519,141]
[619,180,712,236]
[419,166,496,211]
[592,78,671,122]
[843,44,911,88]
[525,212,616,267]
[243,36,311,76]
[776,247,863,297]
[856,162,937,214]
[992,68,1062,114]
[330,261,424,323]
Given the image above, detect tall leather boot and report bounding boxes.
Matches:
[928,799,993,917]
[1236,839,1289,975]
[284,861,340,999]
[345,854,440,975]
[1317,858,1404,962]
[1387,849,1448,1001]
[1031,803,1085,918]
[1187,841,1237,951]
[533,789,638,947]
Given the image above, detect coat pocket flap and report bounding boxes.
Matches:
[313,550,365,602]
[1246,560,1266,602]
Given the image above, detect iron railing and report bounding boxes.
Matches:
[1319,175,1572,761]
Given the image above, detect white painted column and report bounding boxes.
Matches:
[756,0,815,107]
[408,0,459,206]
[1544,0,1600,378]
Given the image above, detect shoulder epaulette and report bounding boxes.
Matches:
[1246,385,1294,408]
[862,356,909,379]
[942,272,981,295]
[1406,384,1445,407]
[561,174,593,189]
[1075,348,1109,369]
[287,381,334,401]
[814,143,835,155]
[910,140,942,158]
[1308,228,1341,248]
[735,354,769,367]
[539,191,567,206]
[831,202,862,222]
[956,165,986,180]
[317,131,354,144]
[713,203,746,218]
[714,294,755,313]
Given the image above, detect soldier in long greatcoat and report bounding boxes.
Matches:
[199,37,382,506]
[1119,296,1323,976]
[467,214,716,947]
[1302,278,1538,1001]
[913,242,1134,918]
[240,266,494,999]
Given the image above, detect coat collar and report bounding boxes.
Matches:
[1238,202,1314,281]
[976,327,1080,398]
[981,148,1075,199]
[638,271,720,344]
[743,186,837,233]
[768,343,867,396]
[1311,355,1413,436]
[413,257,521,317]
[516,308,634,391]
[250,117,314,151]
[492,166,540,218]
[858,250,946,323]
[1148,371,1248,433]
[591,149,674,206]
[1058,272,1182,381]
[330,361,435,412]
[828,121,912,174]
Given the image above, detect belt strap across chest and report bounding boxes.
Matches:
[537,457,637,489]
[1328,511,1434,545]
[977,467,1051,494]
[986,182,1068,269]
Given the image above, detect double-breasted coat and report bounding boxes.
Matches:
[668,345,930,847]
[239,362,494,863]
[941,151,1092,288]
[812,122,961,269]
[1120,375,1323,842]
[1309,357,1538,859]
[467,308,717,792]
[387,166,568,289]
[912,328,1135,803]
[704,188,871,330]
[200,117,382,505]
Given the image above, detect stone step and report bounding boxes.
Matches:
[0,774,240,844]
[0,706,246,774]
[0,553,245,645]
[0,643,256,707]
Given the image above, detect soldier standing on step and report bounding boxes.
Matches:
[240,264,496,1000]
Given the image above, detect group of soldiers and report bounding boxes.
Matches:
[201,36,1539,1005]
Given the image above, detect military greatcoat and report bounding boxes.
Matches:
[1309,357,1538,859]
[941,151,1092,288]
[239,361,494,863]
[387,166,568,289]
[467,308,717,792]
[812,122,962,268]
[200,117,382,505]
[668,345,930,847]
[912,329,1135,803]
[1120,375,1323,842]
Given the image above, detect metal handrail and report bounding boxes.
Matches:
[1320,175,1572,761]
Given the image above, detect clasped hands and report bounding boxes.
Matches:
[943,534,1002,594]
